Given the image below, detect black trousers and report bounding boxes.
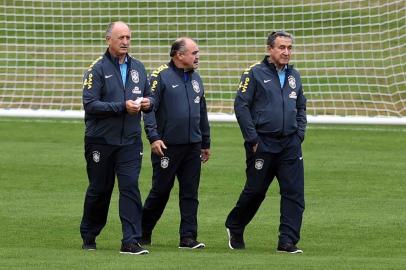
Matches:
[225,134,305,245]
[80,142,143,245]
[142,143,201,240]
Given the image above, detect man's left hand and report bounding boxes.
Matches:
[201,148,210,163]
[140,97,151,111]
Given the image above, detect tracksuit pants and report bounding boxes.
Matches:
[80,142,143,245]
[142,143,202,240]
[225,133,305,245]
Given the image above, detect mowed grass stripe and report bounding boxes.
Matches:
[0,118,405,269]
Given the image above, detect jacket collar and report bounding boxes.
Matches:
[105,49,131,67]
[262,56,293,72]
[168,60,194,79]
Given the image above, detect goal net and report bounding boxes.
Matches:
[1,0,405,123]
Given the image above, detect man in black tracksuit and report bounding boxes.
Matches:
[80,21,153,255]
[225,31,307,254]
[141,37,211,249]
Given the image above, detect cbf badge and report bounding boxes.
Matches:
[288,75,296,89]
[131,70,139,83]
[254,159,264,170]
[161,156,169,169]
[92,151,100,163]
[192,80,200,93]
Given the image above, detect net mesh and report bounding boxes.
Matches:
[1,0,405,117]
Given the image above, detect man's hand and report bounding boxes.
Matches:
[140,97,151,111]
[252,143,258,153]
[201,148,211,163]
[151,140,167,156]
[126,100,141,115]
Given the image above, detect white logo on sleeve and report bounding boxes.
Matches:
[194,96,200,103]
[92,151,101,163]
[172,84,179,88]
[161,157,169,169]
[263,79,271,83]
[104,74,113,79]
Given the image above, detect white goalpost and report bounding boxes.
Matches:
[0,0,405,124]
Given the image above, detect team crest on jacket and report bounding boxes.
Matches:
[254,158,264,170]
[288,75,296,89]
[92,151,100,163]
[192,80,200,93]
[131,70,139,83]
[161,157,169,169]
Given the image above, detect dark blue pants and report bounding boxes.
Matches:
[225,134,305,245]
[142,143,201,240]
[80,142,143,245]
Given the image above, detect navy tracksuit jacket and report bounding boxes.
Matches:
[226,56,307,246]
[80,50,153,245]
[142,60,210,240]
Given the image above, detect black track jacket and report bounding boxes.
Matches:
[234,56,307,146]
[82,50,154,145]
[143,61,210,149]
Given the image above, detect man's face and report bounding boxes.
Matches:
[178,39,199,70]
[268,36,293,68]
[106,23,131,59]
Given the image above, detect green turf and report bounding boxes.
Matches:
[0,118,405,269]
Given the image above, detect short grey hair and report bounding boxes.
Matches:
[267,31,293,47]
[105,21,129,38]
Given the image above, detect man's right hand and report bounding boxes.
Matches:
[151,140,167,156]
[126,100,141,115]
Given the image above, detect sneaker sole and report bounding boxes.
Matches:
[178,243,205,249]
[82,245,96,251]
[119,250,149,255]
[276,249,303,254]
[226,228,234,250]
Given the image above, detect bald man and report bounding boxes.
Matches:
[141,37,211,249]
[80,21,153,255]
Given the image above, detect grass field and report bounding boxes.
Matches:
[0,118,405,269]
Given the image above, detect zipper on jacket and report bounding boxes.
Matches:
[280,75,285,136]
[184,81,191,143]
[120,78,126,145]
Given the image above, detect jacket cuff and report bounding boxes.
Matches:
[296,132,305,142]
[201,140,210,149]
[148,135,161,144]
[246,136,259,147]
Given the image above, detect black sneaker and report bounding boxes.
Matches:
[178,238,205,249]
[120,242,149,255]
[139,232,151,246]
[277,243,303,254]
[82,238,96,250]
[226,228,245,249]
